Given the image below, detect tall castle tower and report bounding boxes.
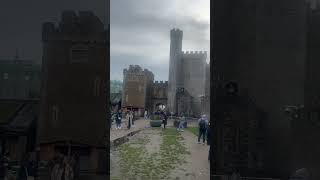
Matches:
[168,28,183,113]
[39,11,108,174]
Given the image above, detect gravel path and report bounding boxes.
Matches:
[110,127,210,180]
[169,130,210,180]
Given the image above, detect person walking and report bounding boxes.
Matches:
[131,111,135,128]
[144,110,148,119]
[116,110,122,129]
[64,158,74,180]
[207,121,211,161]
[198,115,208,144]
[162,112,168,129]
[127,111,133,130]
[72,154,80,179]
[51,161,61,180]
[110,112,113,129]
[177,113,186,132]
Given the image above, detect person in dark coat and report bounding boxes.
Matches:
[116,110,122,129]
[162,112,168,129]
[198,115,208,144]
[207,121,211,161]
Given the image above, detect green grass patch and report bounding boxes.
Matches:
[116,128,189,179]
[186,127,199,136]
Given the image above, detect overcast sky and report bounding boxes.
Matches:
[110,0,210,81]
[0,0,106,63]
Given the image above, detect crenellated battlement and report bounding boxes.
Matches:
[182,51,207,55]
[182,50,207,60]
[170,28,183,38]
[170,28,183,33]
[42,11,106,42]
[123,65,154,81]
[153,80,168,87]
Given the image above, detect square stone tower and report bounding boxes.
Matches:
[39,11,108,174]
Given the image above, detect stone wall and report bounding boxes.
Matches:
[151,81,168,112]
[182,51,206,100]
[122,65,154,110]
[39,11,108,173]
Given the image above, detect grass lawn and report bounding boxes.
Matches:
[186,127,199,136]
[113,128,189,180]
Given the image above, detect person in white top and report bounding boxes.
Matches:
[144,110,148,119]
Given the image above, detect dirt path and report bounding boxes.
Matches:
[110,118,148,141]
[168,130,210,180]
[110,127,210,180]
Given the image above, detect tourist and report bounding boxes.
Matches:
[72,154,80,178]
[207,121,211,161]
[126,111,130,129]
[116,110,122,129]
[64,157,74,180]
[177,113,186,132]
[127,111,133,129]
[51,161,61,180]
[162,112,168,129]
[110,112,113,129]
[132,111,135,128]
[198,115,208,144]
[144,110,148,119]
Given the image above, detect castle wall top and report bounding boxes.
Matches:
[171,28,183,33]
[42,11,106,41]
[182,51,207,60]
[170,28,183,38]
[153,80,168,86]
[123,65,154,79]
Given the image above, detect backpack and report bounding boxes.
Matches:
[199,118,206,129]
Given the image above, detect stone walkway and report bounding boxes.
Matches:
[110,118,200,142]
[110,118,148,141]
[171,130,210,180]
[111,127,210,180]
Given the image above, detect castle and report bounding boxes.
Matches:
[39,11,108,174]
[122,28,209,117]
[168,28,208,116]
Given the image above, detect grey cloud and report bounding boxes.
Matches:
[0,0,106,61]
[111,0,210,81]
[111,53,169,81]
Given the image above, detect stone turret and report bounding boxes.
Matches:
[168,28,183,113]
[39,11,108,175]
